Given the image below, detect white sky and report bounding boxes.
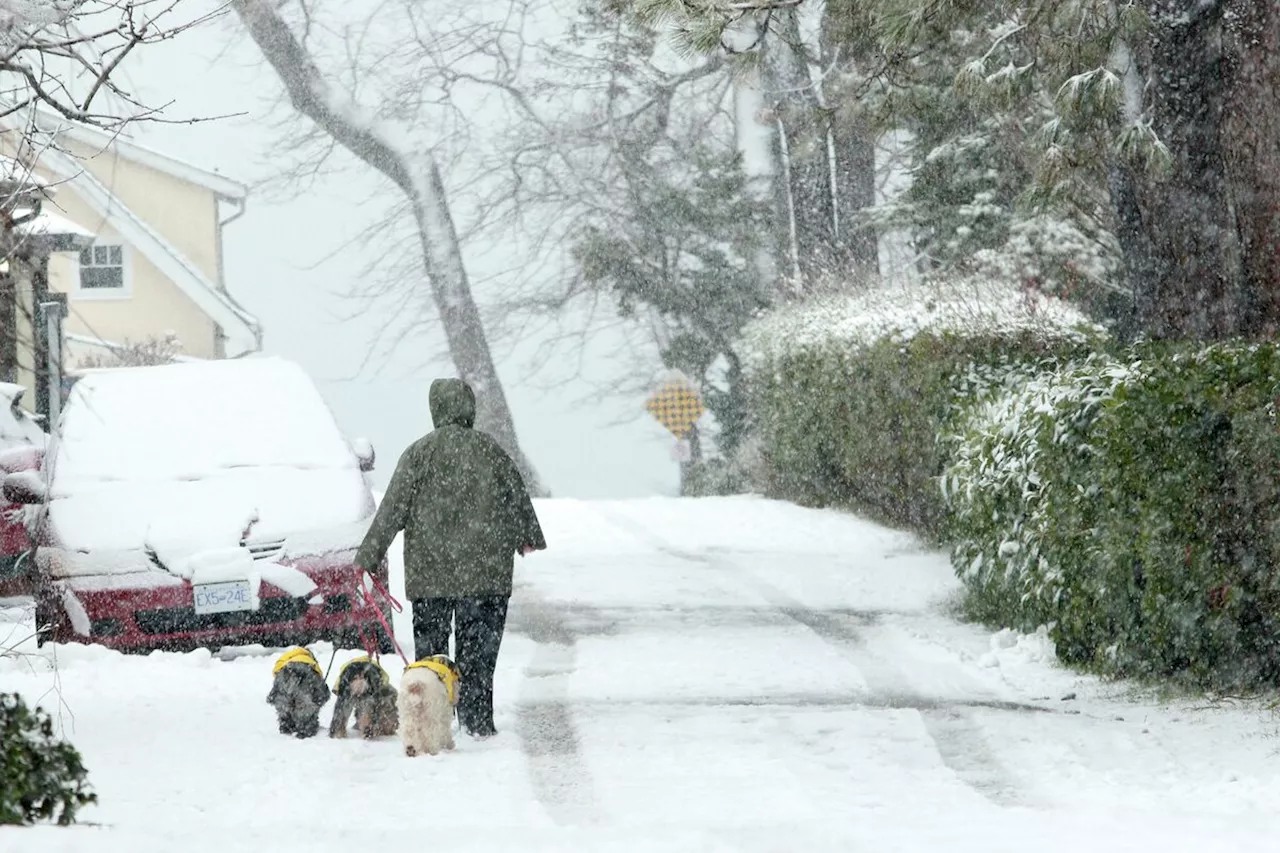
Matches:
[103,1,682,498]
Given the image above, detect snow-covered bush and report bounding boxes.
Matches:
[738,280,1102,535]
[682,434,768,497]
[942,354,1134,641]
[1,692,96,825]
[945,342,1280,689]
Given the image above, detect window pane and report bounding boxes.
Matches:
[108,246,123,265]
[80,266,123,290]
[94,245,108,265]
[79,248,91,266]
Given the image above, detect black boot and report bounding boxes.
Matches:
[455,596,508,740]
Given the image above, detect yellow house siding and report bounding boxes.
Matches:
[60,137,222,286]
[48,250,219,362]
[33,178,221,362]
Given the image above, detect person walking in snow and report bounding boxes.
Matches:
[354,378,546,739]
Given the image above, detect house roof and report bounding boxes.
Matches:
[37,145,261,357]
[50,121,248,201]
[15,207,95,253]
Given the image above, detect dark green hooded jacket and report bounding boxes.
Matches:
[354,379,545,599]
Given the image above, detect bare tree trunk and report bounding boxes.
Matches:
[1222,0,1280,337]
[827,113,878,280]
[765,9,832,288]
[230,0,544,493]
[732,63,784,293]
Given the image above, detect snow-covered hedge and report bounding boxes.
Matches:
[738,281,1102,534]
[945,342,1280,689]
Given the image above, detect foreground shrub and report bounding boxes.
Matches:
[946,342,1280,689]
[738,281,1101,537]
[1,693,97,825]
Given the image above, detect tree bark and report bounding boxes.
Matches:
[820,1,877,282]
[827,113,878,280]
[230,0,544,493]
[765,9,833,288]
[1221,0,1280,337]
[1135,0,1243,340]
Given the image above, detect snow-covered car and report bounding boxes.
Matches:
[0,383,47,597]
[3,356,392,653]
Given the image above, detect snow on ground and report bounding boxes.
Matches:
[4,496,1280,851]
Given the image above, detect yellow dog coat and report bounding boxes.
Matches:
[404,655,461,705]
[336,655,391,685]
[272,647,323,680]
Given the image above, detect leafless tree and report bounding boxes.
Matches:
[0,1,225,403]
[76,332,182,368]
[0,1,219,128]
[230,0,552,492]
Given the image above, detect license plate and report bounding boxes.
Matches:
[192,580,255,615]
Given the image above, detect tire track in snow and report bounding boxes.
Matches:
[591,505,1029,808]
[508,584,601,825]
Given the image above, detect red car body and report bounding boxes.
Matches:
[0,390,47,599]
[35,547,391,654]
[11,359,392,654]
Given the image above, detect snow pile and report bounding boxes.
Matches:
[45,356,373,564]
[56,357,357,484]
[187,547,260,595]
[0,381,46,450]
[979,626,1058,669]
[738,279,1102,373]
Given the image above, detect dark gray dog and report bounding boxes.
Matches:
[266,647,332,739]
[329,656,399,739]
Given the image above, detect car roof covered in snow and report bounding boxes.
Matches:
[55,356,357,484]
[46,357,372,556]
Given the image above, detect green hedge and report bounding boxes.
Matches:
[1,693,97,825]
[945,342,1280,689]
[738,283,1101,538]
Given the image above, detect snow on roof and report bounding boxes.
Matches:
[14,206,94,240]
[51,121,248,201]
[738,279,1103,372]
[0,106,249,200]
[35,144,260,355]
[0,154,49,188]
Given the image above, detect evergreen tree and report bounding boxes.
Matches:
[573,144,772,454]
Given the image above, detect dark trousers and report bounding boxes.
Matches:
[411,596,509,734]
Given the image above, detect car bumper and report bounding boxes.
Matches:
[39,550,392,653]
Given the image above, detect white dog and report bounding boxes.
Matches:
[398,655,461,757]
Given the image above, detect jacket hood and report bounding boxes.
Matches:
[429,378,476,429]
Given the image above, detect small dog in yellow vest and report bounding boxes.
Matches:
[398,654,461,757]
[330,656,399,739]
[267,647,331,739]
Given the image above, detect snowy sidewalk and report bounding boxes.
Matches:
[5,497,1280,851]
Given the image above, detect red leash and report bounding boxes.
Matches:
[350,566,410,667]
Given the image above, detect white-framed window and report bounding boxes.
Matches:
[78,244,126,293]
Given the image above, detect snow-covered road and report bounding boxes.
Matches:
[5,497,1280,851]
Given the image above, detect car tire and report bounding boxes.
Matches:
[34,597,54,648]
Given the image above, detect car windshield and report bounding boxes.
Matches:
[53,357,357,487]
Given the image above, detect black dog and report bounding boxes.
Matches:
[267,647,331,739]
[329,656,399,739]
